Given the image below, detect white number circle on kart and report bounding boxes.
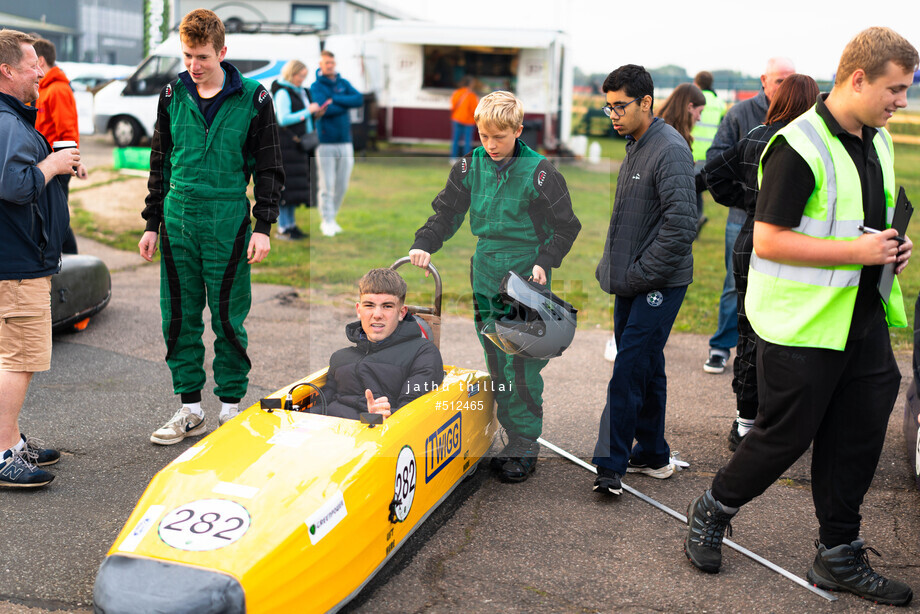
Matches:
[392,445,416,522]
[158,499,251,551]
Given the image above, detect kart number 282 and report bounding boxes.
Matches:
[158,499,252,551]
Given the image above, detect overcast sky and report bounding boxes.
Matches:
[396,0,920,81]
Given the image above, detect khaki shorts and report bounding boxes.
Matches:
[0,277,52,372]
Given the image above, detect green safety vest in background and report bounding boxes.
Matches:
[745,105,906,351]
[691,89,726,161]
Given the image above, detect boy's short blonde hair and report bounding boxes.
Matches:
[474,91,524,131]
[358,269,407,303]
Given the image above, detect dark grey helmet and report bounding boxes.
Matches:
[481,271,578,359]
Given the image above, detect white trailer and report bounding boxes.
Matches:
[333,20,573,151]
[92,31,322,147]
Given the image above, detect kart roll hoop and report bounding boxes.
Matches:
[390,257,442,349]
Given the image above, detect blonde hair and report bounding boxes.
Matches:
[835,27,919,86]
[281,59,307,83]
[474,91,524,131]
[0,29,35,68]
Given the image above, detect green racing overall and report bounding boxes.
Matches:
[143,63,282,402]
[413,141,580,439]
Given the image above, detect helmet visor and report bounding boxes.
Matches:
[480,321,528,356]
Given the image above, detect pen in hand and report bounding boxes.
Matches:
[858,224,905,244]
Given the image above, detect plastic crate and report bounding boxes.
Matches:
[113,147,150,171]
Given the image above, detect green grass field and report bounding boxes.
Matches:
[72,137,920,350]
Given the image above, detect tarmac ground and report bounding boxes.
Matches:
[2,136,919,613]
[1,234,919,614]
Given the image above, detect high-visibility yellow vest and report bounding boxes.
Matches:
[691,89,726,161]
[746,105,906,351]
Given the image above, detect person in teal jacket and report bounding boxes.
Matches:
[138,9,283,445]
[409,91,581,483]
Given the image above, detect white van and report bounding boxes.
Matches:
[93,32,322,147]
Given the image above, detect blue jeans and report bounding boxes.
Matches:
[278,204,296,230]
[316,143,355,224]
[450,121,474,159]
[593,286,687,474]
[709,214,743,353]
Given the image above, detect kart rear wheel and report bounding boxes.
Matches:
[112,116,142,147]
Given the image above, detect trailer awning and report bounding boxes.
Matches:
[368,20,563,49]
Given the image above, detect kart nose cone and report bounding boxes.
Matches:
[93,555,245,614]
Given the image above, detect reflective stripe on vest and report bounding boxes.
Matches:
[691,90,726,161]
[746,105,905,350]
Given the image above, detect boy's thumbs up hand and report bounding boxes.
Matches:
[365,389,392,418]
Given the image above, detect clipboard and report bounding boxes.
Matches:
[878,186,913,302]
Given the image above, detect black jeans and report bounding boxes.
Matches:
[711,314,900,547]
[59,175,78,254]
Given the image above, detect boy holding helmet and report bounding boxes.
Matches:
[409,91,581,483]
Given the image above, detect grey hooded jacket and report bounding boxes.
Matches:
[595,118,696,297]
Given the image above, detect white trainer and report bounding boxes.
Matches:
[151,407,206,445]
[320,221,337,237]
[218,404,240,426]
[626,461,675,479]
[604,335,617,362]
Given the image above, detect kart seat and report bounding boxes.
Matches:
[409,308,440,349]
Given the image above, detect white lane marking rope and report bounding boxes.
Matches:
[536,437,837,603]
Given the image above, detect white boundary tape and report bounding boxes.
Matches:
[536,437,837,602]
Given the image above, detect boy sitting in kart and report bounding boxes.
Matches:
[316,268,444,420]
[409,91,581,482]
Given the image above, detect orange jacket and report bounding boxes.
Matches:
[35,66,79,146]
[450,86,478,125]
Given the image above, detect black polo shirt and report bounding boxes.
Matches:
[755,93,886,341]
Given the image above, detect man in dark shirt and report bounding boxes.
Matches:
[684,27,918,607]
[0,29,77,488]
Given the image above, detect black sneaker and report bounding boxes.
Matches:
[593,466,623,495]
[22,433,60,466]
[288,225,306,240]
[488,455,507,471]
[703,351,728,374]
[806,539,913,606]
[497,436,539,483]
[0,448,54,488]
[489,436,513,471]
[684,490,736,573]
[728,420,743,452]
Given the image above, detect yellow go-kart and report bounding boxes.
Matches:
[93,259,498,613]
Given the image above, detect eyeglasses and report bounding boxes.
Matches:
[602,97,642,118]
